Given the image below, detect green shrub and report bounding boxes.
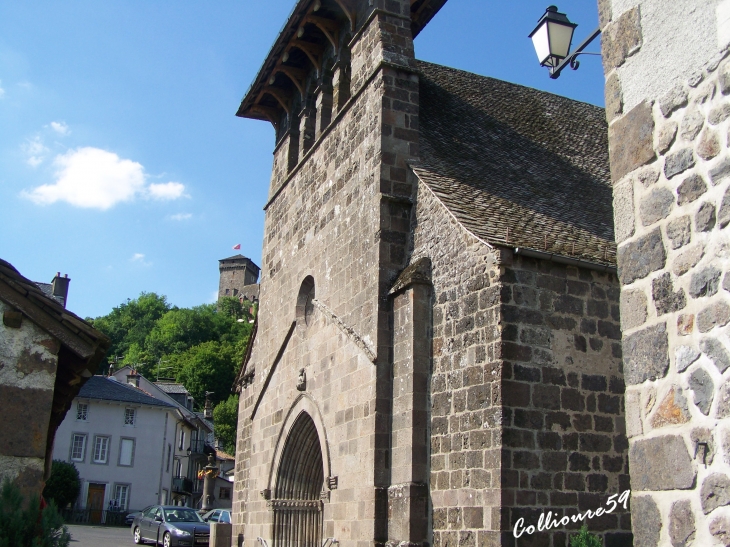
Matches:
[570,525,602,547]
[43,461,80,509]
[0,478,70,547]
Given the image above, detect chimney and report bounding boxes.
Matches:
[204,393,213,420]
[51,273,71,308]
[127,370,141,388]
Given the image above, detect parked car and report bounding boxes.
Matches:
[125,511,142,526]
[132,505,210,546]
[201,509,231,524]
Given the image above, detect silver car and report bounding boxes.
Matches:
[201,509,231,524]
[132,505,210,547]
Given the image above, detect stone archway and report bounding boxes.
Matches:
[271,412,324,547]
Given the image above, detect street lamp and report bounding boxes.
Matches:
[529,6,601,79]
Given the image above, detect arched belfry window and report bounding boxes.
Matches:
[271,412,324,547]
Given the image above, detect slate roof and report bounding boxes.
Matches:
[155,383,190,395]
[412,61,616,266]
[79,376,174,408]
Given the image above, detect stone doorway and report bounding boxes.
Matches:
[271,412,324,547]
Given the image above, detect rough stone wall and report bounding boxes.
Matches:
[218,265,258,301]
[499,255,629,547]
[0,299,59,501]
[602,0,730,544]
[410,181,504,547]
[411,181,629,547]
[233,2,420,546]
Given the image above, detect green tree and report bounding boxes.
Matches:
[173,341,238,405]
[42,461,80,510]
[89,292,171,370]
[0,478,70,547]
[213,394,239,454]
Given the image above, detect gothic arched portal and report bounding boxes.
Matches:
[271,412,324,547]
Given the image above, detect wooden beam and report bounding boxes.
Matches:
[262,86,292,114]
[274,65,306,96]
[290,39,323,71]
[249,104,281,126]
[304,15,339,51]
[332,0,356,30]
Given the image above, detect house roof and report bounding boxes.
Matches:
[79,376,174,408]
[155,382,190,395]
[412,61,616,267]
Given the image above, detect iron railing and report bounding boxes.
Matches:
[60,508,132,527]
[172,476,193,494]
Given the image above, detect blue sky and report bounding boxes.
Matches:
[0,1,605,319]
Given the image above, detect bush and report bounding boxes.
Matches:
[43,461,80,509]
[0,478,70,547]
[570,525,602,547]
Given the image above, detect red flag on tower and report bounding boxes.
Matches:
[232,244,241,250]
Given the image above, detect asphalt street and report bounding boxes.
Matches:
[67,524,136,547]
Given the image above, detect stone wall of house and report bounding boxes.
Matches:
[233,2,421,545]
[601,0,730,544]
[411,181,629,547]
[0,299,60,501]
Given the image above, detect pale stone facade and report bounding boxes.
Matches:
[601,0,730,544]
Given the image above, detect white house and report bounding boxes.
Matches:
[52,375,177,517]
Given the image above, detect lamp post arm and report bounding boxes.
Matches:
[550,26,601,79]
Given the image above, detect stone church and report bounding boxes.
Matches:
[232,1,631,546]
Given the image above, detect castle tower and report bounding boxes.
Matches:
[218,254,260,302]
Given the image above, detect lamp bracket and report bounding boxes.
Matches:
[549,26,601,79]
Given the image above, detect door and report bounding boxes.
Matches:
[86,484,105,524]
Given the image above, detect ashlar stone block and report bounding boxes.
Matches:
[629,435,695,491]
[639,186,674,226]
[631,495,661,547]
[668,499,695,547]
[623,322,669,385]
[617,228,666,285]
[688,367,714,415]
[609,100,656,182]
[701,473,730,514]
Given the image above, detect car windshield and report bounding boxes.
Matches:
[164,509,203,523]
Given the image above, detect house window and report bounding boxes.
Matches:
[70,434,86,462]
[219,487,231,500]
[166,444,171,473]
[225,288,230,295]
[119,438,135,467]
[76,403,88,421]
[179,430,185,450]
[113,484,129,511]
[124,408,136,426]
[93,436,109,464]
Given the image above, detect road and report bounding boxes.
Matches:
[67,524,135,547]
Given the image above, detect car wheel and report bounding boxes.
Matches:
[163,532,172,547]
[133,527,145,545]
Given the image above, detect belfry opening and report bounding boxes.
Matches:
[272,412,324,547]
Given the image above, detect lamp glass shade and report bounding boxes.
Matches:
[529,7,577,68]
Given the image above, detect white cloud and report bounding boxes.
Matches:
[0,80,5,98]
[50,121,70,135]
[23,136,49,167]
[130,253,151,267]
[169,212,192,221]
[147,181,186,200]
[22,147,187,210]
